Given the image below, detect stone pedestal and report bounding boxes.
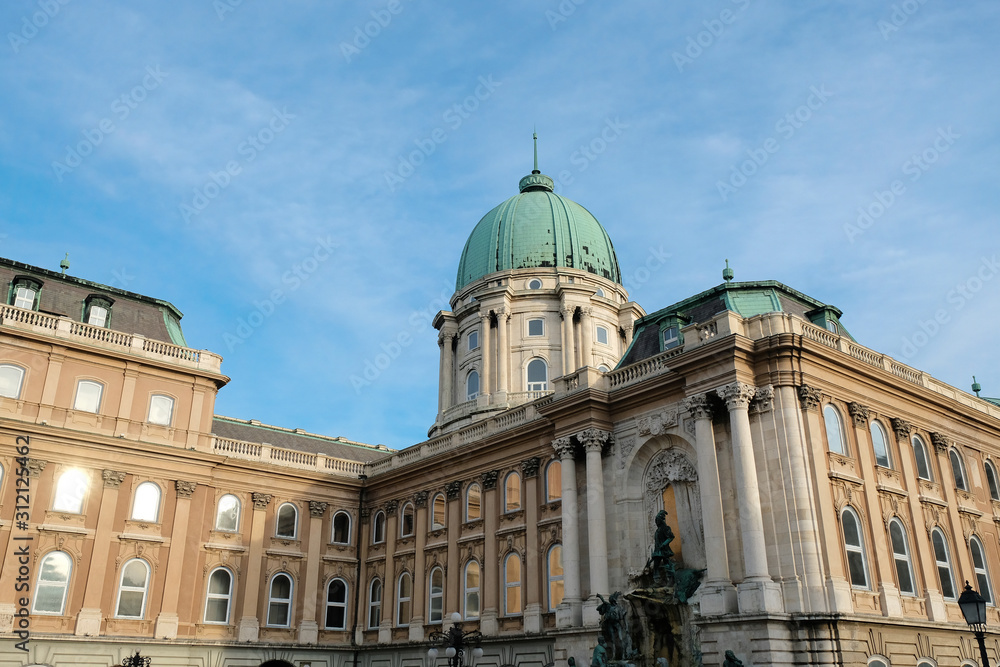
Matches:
[555,600,582,629]
[582,597,601,627]
[698,581,738,616]
[237,617,259,642]
[297,619,318,644]
[75,608,103,636]
[480,608,499,636]
[737,578,783,613]
[378,620,392,643]
[408,619,425,641]
[523,603,543,633]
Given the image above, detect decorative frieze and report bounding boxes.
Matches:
[308,501,328,518]
[252,493,272,510]
[480,470,499,491]
[719,381,755,410]
[520,457,540,479]
[930,432,949,453]
[890,418,912,442]
[175,480,197,498]
[413,490,428,507]
[617,436,637,469]
[637,409,678,436]
[797,385,822,411]
[102,469,127,488]
[847,402,870,428]
[445,481,462,500]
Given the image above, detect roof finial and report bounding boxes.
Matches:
[532,128,540,175]
[60,252,70,275]
[723,258,734,283]
[973,376,982,397]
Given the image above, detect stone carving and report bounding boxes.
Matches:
[699,321,718,341]
[637,409,678,437]
[384,499,399,515]
[718,382,756,410]
[102,469,127,488]
[360,508,371,522]
[891,418,913,441]
[645,448,698,488]
[847,402,870,427]
[252,492,272,510]
[617,436,637,469]
[445,481,462,500]
[480,470,499,490]
[797,385,822,410]
[413,490,428,507]
[579,428,612,453]
[520,457,540,478]
[930,432,949,453]
[26,458,47,478]
[683,393,713,421]
[683,418,696,437]
[309,501,328,518]
[552,436,575,459]
[750,384,774,414]
[175,480,197,498]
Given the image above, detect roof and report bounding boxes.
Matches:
[212,415,394,463]
[455,172,621,289]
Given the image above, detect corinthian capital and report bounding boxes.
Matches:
[684,393,714,420]
[718,382,756,410]
[847,402,870,428]
[798,385,822,411]
[552,436,575,459]
[577,428,612,453]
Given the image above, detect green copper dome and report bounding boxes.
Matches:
[456,172,622,290]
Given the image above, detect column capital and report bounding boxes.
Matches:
[445,481,462,500]
[360,507,372,522]
[797,384,822,411]
[890,417,912,441]
[384,499,399,515]
[480,469,500,491]
[102,469,127,488]
[26,458,47,478]
[847,402,870,428]
[175,480,197,498]
[719,381,756,410]
[930,432,949,453]
[750,384,774,414]
[520,457,541,479]
[309,501,328,518]
[578,428,611,453]
[495,306,510,320]
[413,490,429,507]
[684,393,714,420]
[437,332,455,347]
[560,306,575,319]
[553,436,575,460]
[579,306,593,317]
[252,492,272,510]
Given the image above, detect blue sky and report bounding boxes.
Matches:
[1,1,997,448]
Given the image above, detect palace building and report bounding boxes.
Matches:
[1,162,999,667]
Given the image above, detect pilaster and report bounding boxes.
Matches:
[237,492,272,642]
[553,436,582,628]
[75,469,126,636]
[154,480,197,639]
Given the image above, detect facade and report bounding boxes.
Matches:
[1,168,999,667]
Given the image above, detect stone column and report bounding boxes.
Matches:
[553,437,582,628]
[75,469,126,636]
[0,458,46,632]
[480,470,500,635]
[719,381,782,613]
[683,394,736,615]
[521,457,543,633]
[480,315,492,398]
[355,508,371,644]
[410,491,428,641]
[439,332,454,412]
[561,306,576,374]
[298,501,326,644]
[379,500,398,643]
[496,308,509,397]
[238,492,272,642]
[445,482,462,625]
[154,481,197,639]
[580,429,611,627]
[579,308,594,368]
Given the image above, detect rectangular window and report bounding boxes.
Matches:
[528,319,544,336]
[662,326,679,349]
[13,286,35,309]
[596,326,609,345]
[468,330,479,350]
[87,306,108,327]
[148,395,174,426]
[73,381,103,413]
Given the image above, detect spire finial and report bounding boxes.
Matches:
[723,259,734,283]
[532,129,540,175]
[973,376,982,397]
[60,252,70,275]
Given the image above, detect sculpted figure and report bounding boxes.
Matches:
[723,650,744,667]
[591,636,608,667]
[647,510,675,577]
[596,592,630,659]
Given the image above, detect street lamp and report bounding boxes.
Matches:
[427,612,484,667]
[958,581,991,667]
[121,652,151,667]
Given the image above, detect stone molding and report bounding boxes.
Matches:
[102,469,127,488]
[719,381,756,410]
[252,492,272,510]
[175,480,197,498]
[308,501,328,518]
[797,385,822,410]
[847,402,870,428]
[445,481,462,500]
[520,457,540,479]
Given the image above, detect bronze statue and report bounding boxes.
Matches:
[646,509,676,578]
[590,636,608,667]
[723,650,744,667]
[596,592,631,659]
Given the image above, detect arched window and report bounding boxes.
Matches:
[204,567,234,624]
[215,494,240,532]
[527,358,548,392]
[931,529,956,599]
[986,460,1000,502]
[429,567,444,623]
[73,380,103,413]
[868,659,889,667]
[0,364,25,399]
[131,482,161,522]
[400,502,415,537]
[397,572,412,626]
[595,287,605,298]
[888,519,915,595]
[464,560,481,619]
[267,573,293,626]
[332,511,351,544]
[823,404,846,455]
[276,503,297,538]
[431,494,446,529]
[372,511,386,543]
[527,318,544,336]
[468,330,479,351]
[368,578,382,628]
[971,535,994,605]
[545,460,561,502]
[148,394,175,426]
[596,326,609,345]
[841,507,869,589]
[466,370,480,401]
[504,553,522,616]
[53,469,88,513]
[326,578,348,629]
[870,420,891,468]
[950,449,968,491]
[84,295,113,327]
[913,436,932,480]
[547,544,564,611]
[466,483,481,521]
[115,559,151,618]
[10,278,40,310]
[504,472,521,512]
[32,551,72,614]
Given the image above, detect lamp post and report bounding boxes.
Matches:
[958,581,991,667]
[427,613,484,667]
[121,652,151,667]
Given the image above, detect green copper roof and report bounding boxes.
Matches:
[455,173,622,290]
